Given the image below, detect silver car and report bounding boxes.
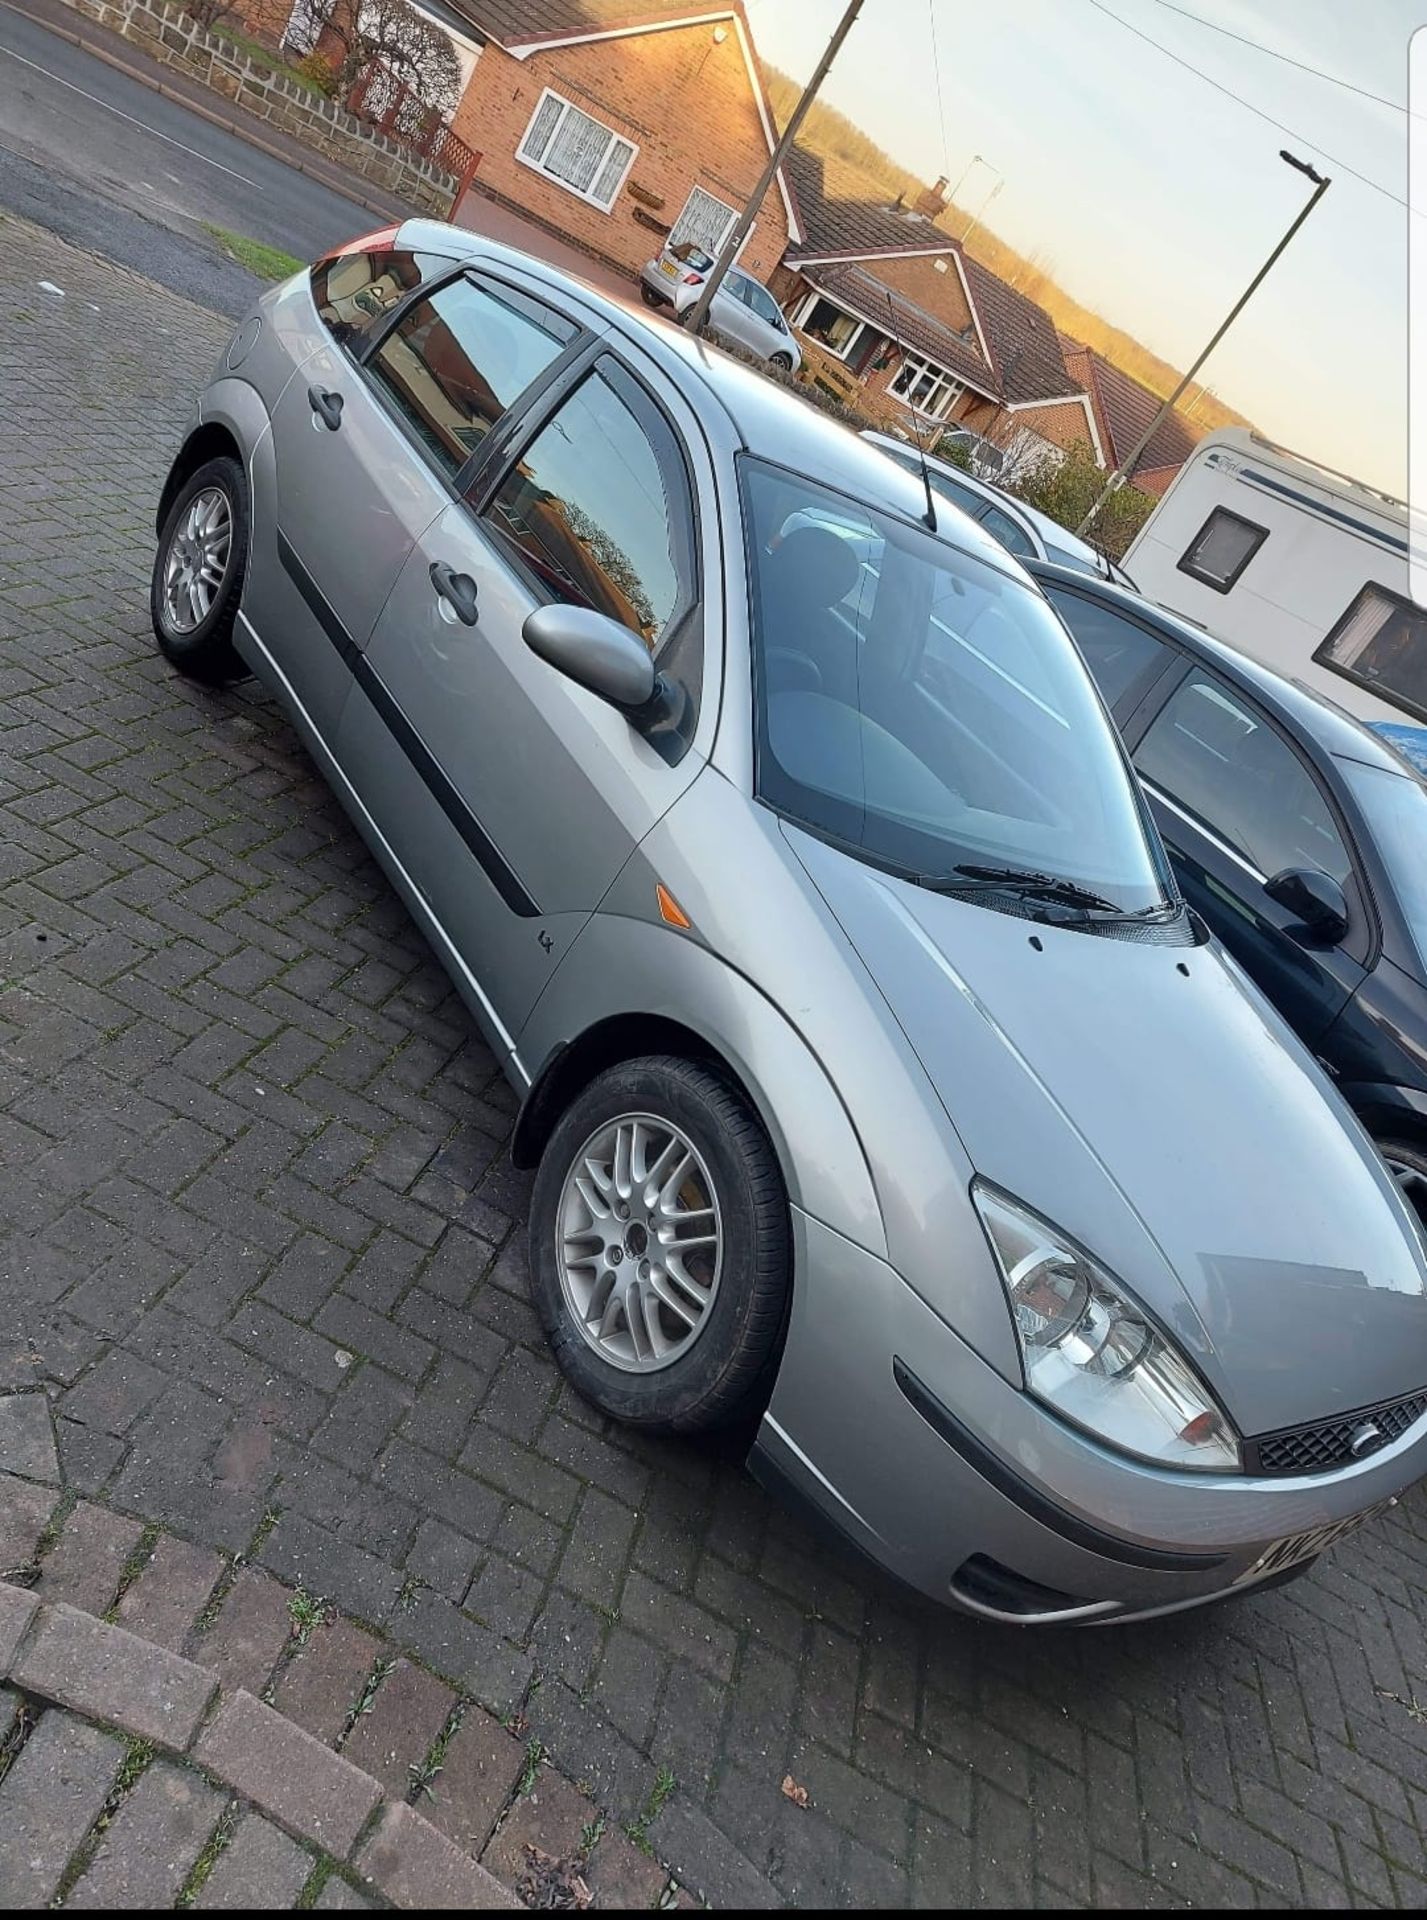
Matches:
[150,220,1427,1625]
[640,241,800,372]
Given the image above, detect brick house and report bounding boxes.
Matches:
[1059,339,1200,496]
[244,0,798,284]
[774,146,1102,468]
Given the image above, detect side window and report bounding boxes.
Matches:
[978,504,1037,559]
[1135,674,1351,883]
[929,471,992,521]
[1314,582,1427,724]
[748,282,783,327]
[481,363,695,654]
[365,276,573,479]
[310,245,455,349]
[1044,587,1174,711]
[1177,507,1268,593]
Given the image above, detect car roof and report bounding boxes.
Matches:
[396,221,1034,585]
[1025,557,1414,775]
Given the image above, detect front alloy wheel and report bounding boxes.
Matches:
[150,454,249,684]
[530,1057,790,1432]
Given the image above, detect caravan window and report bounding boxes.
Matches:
[1177,508,1268,593]
[1315,584,1427,725]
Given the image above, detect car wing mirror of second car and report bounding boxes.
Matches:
[1264,867,1350,945]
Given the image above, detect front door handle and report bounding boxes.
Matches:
[308,385,344,431]
[429,561,479,626]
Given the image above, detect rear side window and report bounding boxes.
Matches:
[1045,588,1174,712]
[310,242,454,349]
[1177,507,1268,593]
[979,504,1037,559]
[365,276,573,479]
[481,363,694,653]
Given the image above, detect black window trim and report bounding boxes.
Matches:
[1312,580,1427,728]
[1129,662,1378,968]
[351,265,587,499]
[1175,506,1270,595]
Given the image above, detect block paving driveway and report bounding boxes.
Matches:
[4,213,1427,1909]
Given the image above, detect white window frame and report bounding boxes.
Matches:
[791,290,869,364]
[890,351,965,422]
[669,185,740,259]
[516,87,637,214]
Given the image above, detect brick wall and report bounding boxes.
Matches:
[54,0,459,215]
[867,252,977,339]
[452,27,789,283]
[1003,396,1099,456]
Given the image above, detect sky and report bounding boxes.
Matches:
[743,0,1418,495]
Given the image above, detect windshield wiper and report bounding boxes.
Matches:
[920,863,1127,915]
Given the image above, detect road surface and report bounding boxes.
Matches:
[0,2,382,310]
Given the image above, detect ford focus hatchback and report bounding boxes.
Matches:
[150,222,1427,1624]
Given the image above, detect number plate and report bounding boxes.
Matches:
[660,260,679,279]
[1236,1500,1392,1585]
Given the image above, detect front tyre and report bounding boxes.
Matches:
[150,455,249,684]
[529,1057,790,1432]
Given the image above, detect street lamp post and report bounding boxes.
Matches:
[1076,150,1331,538]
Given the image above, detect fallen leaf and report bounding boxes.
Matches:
[781,1773,810,1808]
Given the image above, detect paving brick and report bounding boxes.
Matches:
[195,1811,316,1909]
[37,1498,142,1614]
[72,1758,225,1907]
[0,1471,59,1573]
[193,1566,293,1696]
[0,1578,39,1675]
[259,1511,403,1626]
[0,1392,59,1483]
[0,1710,124,1908]
[194,1690,382,1856]
[314,1873,378,1907]
[13,1601,217,1747]
[117,1533,224,1650]
[584,1825,670,1910]
[358,1800,518,1908]
[482,1769,597,1884]
[271,1616,383,1746]
[341,1656,454,1797]
[419,1706,526,1856]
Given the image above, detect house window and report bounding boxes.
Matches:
[1176,507,1268,593]
[670,186,739,259]
[889,352,964,421]
[1314,583,1427,723]
[797,296,866,362]
[517,89,636,212]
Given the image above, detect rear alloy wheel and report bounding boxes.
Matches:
[1380,1137,1427,1233]
[150,455,248,684]
[529,1057,790,1432]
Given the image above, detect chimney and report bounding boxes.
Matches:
[914,174,949,219]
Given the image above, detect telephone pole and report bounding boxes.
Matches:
[686,0,866,337]
[1076,151,1330,537]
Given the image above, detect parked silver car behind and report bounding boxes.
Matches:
[150,222,1427,1624]
[640,239,800,371]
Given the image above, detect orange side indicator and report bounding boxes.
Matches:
[656,884,692,930]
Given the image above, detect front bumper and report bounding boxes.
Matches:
[753,1210,1427,1623]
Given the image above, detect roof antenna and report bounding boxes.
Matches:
[883,291,938,532]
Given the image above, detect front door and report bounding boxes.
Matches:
[343,347,713,1043]
[1129,669,1368,1044]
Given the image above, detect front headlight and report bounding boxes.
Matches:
[974,1184,1241,1473]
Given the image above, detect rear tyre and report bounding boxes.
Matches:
[150,455,249,685]
[769,351,794,372]
[640,285,663,308]
[529,1056,791,1433]
[1378,1136,1427,1232]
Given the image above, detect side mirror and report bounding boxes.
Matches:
[523,604,655,712]
[1265,867,1349,945]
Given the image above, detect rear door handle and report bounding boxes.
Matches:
[429,561,479,626]
[308,385,344,431]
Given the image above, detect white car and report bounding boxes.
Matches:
[641,242,801,372]
[862,430,1134,587]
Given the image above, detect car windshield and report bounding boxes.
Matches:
[742,460,1174,914]
[1338,756,1427,976]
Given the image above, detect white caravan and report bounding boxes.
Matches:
[1123,428,1427,773]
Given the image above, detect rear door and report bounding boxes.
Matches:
[1126,670,1369,1043]
[262,265,578,737]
